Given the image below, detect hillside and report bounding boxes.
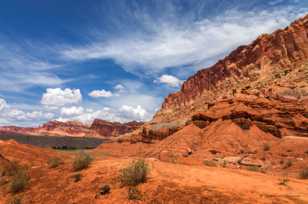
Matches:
[154,14,308,123]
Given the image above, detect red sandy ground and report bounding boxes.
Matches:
[0,139,308,204]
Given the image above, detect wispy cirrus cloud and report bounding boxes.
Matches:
[0,39,65,92]
[61,7,307,77]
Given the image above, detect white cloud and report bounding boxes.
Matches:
[3,108,55,122]
[0,98,7,111]
[7,109,27,121]
[61,8,306,75]
[120,105,147,120]
[61,106,84,116]
[0,80,159,125]
[0,98,57,126]
[25,111,55,120]
[25,111,43,119]
[89,89,113,98]
[114,84,125,93]
[58,104,149,124]
[158,74,183,87]
[41,88,82,107]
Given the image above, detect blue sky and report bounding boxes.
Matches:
[0,0,307,126]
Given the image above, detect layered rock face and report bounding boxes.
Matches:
[0,119,143,138]
[90,119,143,137]
[154,15,308,123]
[191,94,308,138]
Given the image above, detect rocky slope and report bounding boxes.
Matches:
[136,14,308,144]
[154,14,308,123]
[0,119,143,138]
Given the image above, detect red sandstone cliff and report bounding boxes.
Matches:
[153,14,308,123]
[90,119,143,137]
[0,119,143,138]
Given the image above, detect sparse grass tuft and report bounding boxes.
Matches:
[221,160,227,168]
[278,177,289,186]
[120,159,149,186]
[3,162,30,194]
[72,173,82,182]
[247,166,260,172]
[203,160,217,167]
[10,170,29,194]
[2,161,23,177]
[6,196,21,204]
[47,157,62,168]
[299,168,308,179]
[73,152,93,171]
[128,186,142,200]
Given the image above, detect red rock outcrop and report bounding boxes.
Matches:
[0,119,143,138]
[191,94,308,138]
[90,119,143,137]
[154,14,308,123]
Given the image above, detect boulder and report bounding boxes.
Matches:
[239,157,264,167]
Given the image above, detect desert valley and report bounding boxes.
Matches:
[0,2,308,204]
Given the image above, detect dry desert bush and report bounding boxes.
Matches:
[47,157,62,168]
[120,159,149,186]
[73,152,93,171]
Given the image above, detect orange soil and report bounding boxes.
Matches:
[0,140,308,204]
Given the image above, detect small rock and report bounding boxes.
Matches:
[223,156,243,164]
[240,157,264,167]
[100,184,111,195]
[209,149,220,155]
[183,148,193,157]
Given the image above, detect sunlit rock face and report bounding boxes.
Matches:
[154,15,308,123]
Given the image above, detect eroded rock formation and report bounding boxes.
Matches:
[154,15,308,123]
[0,119,143,138]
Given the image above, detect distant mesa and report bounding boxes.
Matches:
[0,119,143,138]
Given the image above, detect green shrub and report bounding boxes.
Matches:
[120,159,149,186]
[73,152,93,171]
[247,166,260,172]
[47,157,62,168]
[233,118,251,130]
[2,162,23,177]
[10,170,29,193]
[299,168,308,179]
[72,173,82,182]
[203,160,217,167]
[128,186,142,200]
[6,196,21,204]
